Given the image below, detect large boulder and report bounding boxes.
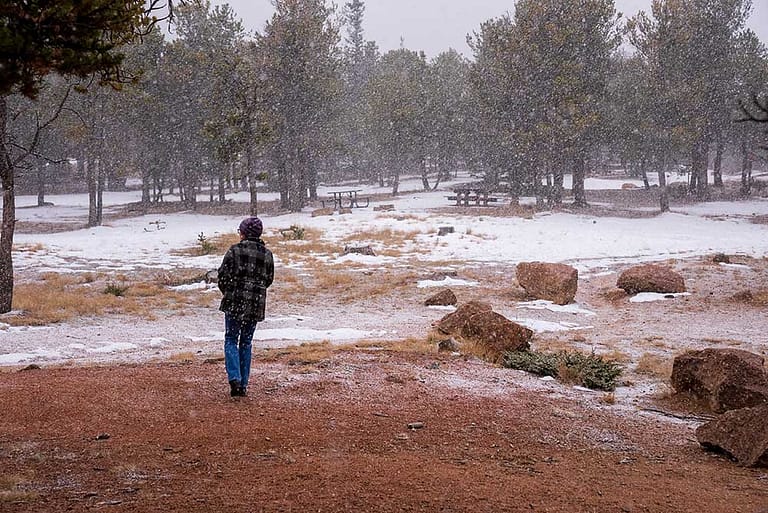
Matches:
[434,302,531,363]
[459,311,532,362]
[516,262,578,305]
[696,404,768,467]
[424,289,457,307]
[616,264,686,294]
[671,349,768,413]
[434,301,493,335]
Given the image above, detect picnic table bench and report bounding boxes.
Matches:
[447,187,500,206]
[321,189,370,209]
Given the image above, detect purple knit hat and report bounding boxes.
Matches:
[238,217,263,239]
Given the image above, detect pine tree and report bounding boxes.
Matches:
[0,1,162,313]
[257,0,340,211]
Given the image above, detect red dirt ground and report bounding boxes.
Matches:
[1,350,767,513]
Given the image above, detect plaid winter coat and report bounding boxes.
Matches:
[218,238,274,322]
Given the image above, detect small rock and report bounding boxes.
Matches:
[437,338,460,353]
[617,264,686,294]
[343,244,376,256]
[19,364,41,371]
[407,422,425,430]
[95,433,111,441]
[516,261,579,305]
[311,207,334,217]
[437,226,454,236]
[425,288,457,306]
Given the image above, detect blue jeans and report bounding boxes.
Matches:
[224,314,257,389]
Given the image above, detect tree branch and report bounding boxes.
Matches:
[737,93,768,123]
[12,86,73,167]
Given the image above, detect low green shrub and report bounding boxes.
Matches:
[280,225,306,240]
[503,349,623,391]
[197,232,216,255]
[104,281,129,297]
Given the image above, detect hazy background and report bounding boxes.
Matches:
[211,0,768,58]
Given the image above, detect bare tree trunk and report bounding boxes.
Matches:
[246,148,258,216]
[421,158,430,191]
[640,160,650,190]
[713,141,724,187]
[740,140,752,197]
[36,161,46,206]
[307,153,318,201]
[690,139,709,199]
[390,162,400,196]
[218,170,226,203]
[96,160,104,225]
[430,159,445,191]
[87,159,99,227]
[572,156,587,207]
[141,167,151,206]
[551,168,564,206]
[658,156,670,213]
[0,97,16,313]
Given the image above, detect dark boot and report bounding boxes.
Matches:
[229,380,241,397]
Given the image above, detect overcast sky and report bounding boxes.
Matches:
[212,0,768,59]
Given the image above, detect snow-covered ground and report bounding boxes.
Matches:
[3,170,768,367]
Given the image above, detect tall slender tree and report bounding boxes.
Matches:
[0,1,160,313]
[257,0,340,211]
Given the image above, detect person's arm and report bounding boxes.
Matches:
[263,250,274,289]
[218,248,235,293]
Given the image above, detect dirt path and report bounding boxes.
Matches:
[1,351,766,513]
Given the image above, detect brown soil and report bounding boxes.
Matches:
[2,350,767,513]
[5,184,768,512]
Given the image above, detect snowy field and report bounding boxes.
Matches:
[3,170,768,367]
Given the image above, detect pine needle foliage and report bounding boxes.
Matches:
[502,350,623,391]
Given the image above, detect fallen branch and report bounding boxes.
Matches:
[640,407,715,423]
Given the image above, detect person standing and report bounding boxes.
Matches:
[217,216,274,397]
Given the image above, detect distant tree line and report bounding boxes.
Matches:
[8,0,768,216]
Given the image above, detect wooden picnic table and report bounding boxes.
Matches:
[447,187,500,207]
[324,189,369,209]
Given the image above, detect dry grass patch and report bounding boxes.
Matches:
[341,227,423,249]
[354,337,434,354]
[12,242,45,253]
[264,341,334,366]
[157,269,211,287]
[532,337,580,353]
[260,338,436,367]
[376,213,422,222]
[12,280,123,325]
[299,266,418,303]
[168,352,197,362]
[10,273,212,326]
[731,288,768,306]
[174,232,238,256]
[701,337,743,347]
[635,353,673,378]
[314,270,356,290]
